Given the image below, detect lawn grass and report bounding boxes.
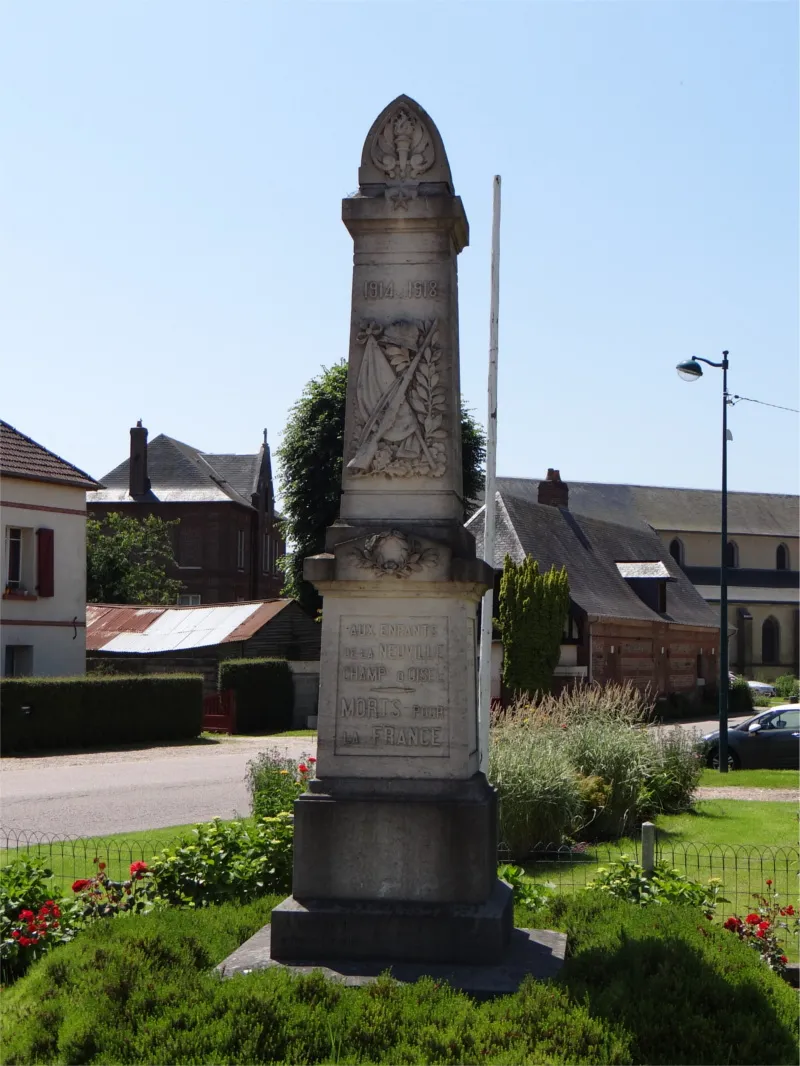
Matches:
[698,768,799,789]
[521,800,799,958]
[269,729,317,737]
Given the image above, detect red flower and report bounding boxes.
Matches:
[308,757,317,764]
[766,879,772,887]
[781,955,788,964]
[18,936,34,947]
[129,861,149,879]
[784,905,795,916]
[72,879,91,892]
[98,862,107,871]
[723,916,741,931]
[11,930,20,940]
[745,913,761,925]
[756,928,767,939]
[758,920,770,932]
[298,763,308,774]
[18,910,34,921]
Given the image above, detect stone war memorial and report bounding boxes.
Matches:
[221,96,565,990]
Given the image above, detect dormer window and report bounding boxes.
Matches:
[616,561,674,614]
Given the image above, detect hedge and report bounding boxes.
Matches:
[0,675,203,753]
[1,895,797,1065]
[218,658,293,734]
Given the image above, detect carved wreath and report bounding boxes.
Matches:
[352,530,439,579]
[371,107,435,181]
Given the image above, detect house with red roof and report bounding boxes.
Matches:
[1,420,101,676]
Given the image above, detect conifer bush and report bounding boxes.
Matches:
[2,895,796,1066]
[498,553,570,698]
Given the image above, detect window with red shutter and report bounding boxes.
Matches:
[36,528,54,597]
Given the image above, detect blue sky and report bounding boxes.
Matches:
[2,1,797,498]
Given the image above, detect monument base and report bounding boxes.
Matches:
[270,879,513,964]
[218,924,567,996]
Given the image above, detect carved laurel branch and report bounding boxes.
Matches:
[408,324,445,444]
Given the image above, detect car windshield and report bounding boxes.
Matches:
[737,706,798,731]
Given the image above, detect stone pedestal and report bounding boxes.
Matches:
[271,96,511,965]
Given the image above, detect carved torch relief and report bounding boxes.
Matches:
[348,320,447,478]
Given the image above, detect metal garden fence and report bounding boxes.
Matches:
[1,824,797,921]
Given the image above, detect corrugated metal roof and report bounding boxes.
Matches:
[615,562,671,579]
[87,599,293,653]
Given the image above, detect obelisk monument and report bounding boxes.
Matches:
[271,96,512,964]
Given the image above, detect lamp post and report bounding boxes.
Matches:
[676,351,731,773]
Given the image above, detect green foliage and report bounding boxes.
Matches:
[729,675,755,715]
[498,554,570,699]
[277,361,486,612]
[245,747,312,818]
[586,856,725,914]
[0,674,203,753]
[0,859,73,981]
[490,686,701,850]
[460,403,487,515]
[146,815,294,907]
[753,693,773,708]
[497,864,552,911]
[218,658,293,734]
[87,511,184,604]
[774,674,799,699]
[489,720,583,858]
[4,895,797,1066]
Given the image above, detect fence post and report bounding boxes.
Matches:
[641,821,655,876]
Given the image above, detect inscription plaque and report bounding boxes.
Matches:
[334,615,450,756]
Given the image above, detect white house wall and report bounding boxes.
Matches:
[1,478,88,677]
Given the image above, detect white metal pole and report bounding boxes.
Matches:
[478,175,501,774]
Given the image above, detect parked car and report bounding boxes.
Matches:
[728,673,777,697]
[702,705,800,770]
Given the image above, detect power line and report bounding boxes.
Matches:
[730,393,799,414]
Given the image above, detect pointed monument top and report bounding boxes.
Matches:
[358,95,453,191]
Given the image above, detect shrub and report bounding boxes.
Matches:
[774,674,799,699]
[0,858,79,981]
[585,855,725,915]
[218,658,294,734]
[489,718,583,857]
[722,879,799,975]
[0,675,202,753]
[729,675,754,716]
[246,748,315,818]
[3,895,796,1066]
[641,726,703,815]
[146,815,294,907]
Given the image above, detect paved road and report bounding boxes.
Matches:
[0,716,753,842]
[1,736,316,840]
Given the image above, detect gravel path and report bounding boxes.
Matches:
[695,787,797,802]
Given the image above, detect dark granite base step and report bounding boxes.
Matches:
[217,926,567,997]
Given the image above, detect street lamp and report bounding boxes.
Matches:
[676,350,731,773]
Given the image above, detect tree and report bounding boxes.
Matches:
[278,361,487,612]
[87,512,184,604]
[498,554,570,699]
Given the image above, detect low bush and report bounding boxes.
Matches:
[2,895,796,1065]
[0,859,79,982]
[729,675,754,716]
[774,674,799,699]
[489,720,583,857]
[491,685,701,848]
[246,748,314,818]
[146,815,294,907]
[219,658,294,734]
[0,675,202,753]
[585,855,725,914]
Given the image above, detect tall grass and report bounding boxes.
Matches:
[490,684,703,855]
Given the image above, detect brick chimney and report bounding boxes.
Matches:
[538,468,569,508]
[129,420,150,496]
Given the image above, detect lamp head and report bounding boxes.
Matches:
[676,358,703,382]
